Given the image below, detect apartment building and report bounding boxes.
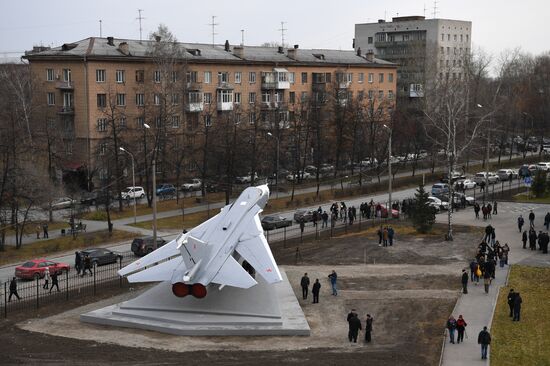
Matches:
[24,37,397,187]
[355,16,472,99]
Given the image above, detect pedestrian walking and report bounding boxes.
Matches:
[518,215,524,232]
[312,279,321,304]
[529,210,535,229]
[42,266,50,289]
[388,226,394,246]
[483,272,491,294]
[474,203,480,219]
[82,254,93,277]
[347,308,358,322]
[456,315,468,343]
[300,273,310,300]
[461,269,469,294]
[35,224,41,239]
[347,313,362,343]
[49,271,60,293]
[328,270,338,296]
[545,212,550,230]
[382,227,388,247]
[322,211,329,228]
[312,211,318,227]
[377,226,383,246]
[8,277,21,302]
[487,203,492,219]
[75,251,82,275]
[446,316,457,344]
[493,201,498,215]
[469,259,479,283]
[507,289,516,317]
[513,292,522,321]
[522,230,528,249]
[42,222,49,239]
[364,314,373,343]
[299,219,305,235]
[478,326,491,360]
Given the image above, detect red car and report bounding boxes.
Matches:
[15,259,70,280]
[380,206,400,219]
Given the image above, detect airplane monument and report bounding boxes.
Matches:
[81,185,310,336]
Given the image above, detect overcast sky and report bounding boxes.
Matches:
[0,0,547,61]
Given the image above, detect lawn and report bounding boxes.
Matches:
[0,230,136,266]
[512,193,550,204]
[491,265,550,365]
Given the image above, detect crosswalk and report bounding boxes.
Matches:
[497,202,542,214]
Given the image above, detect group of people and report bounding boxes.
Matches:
[377,225,395,247]
[347,309,374,343]
[299,272,322,304]
[446,314,468,344]
[34,222,49,239]
[473,201,497,220]
[74,251,93,277]
[519,212,550,254]
[41,267,61,292]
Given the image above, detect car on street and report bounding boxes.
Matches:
[440,171,465,183]
[156,184,176,197]
[436,192,475,206]
[304,165,317,174]
[131,236,168,256]
[542,145,550,155]
[235,173,258,184]
[319,164,335,174]
[80,190,113,206]
[261,215,293,230]
[431,183,449,195]
[48,196,77,210]
[293,209,315,223]
[455,179,476,190]
[536,162,550,171]
[428,196,449,211]
[496,169,518,181]
[180,178,202,191]
[121,186,145,200]
[473,172,499,185]
[15,259,70,280]
[286,172,313,181]
[379,206,400,218]
[79,248,123,267]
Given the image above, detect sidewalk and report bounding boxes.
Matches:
[440,201,548,365]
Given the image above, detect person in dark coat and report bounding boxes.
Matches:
[522,230,528,249]
[513,292,522,321]
[474,203,480,219]
[545,212,550,230]
[300,273,310,300]
[49,271,60,293]
[8,277,21,302]
[348,313,362,343]
[75,251,82,275]
[299,219,305,234]
[312,279,321,304]
[461,269,469,294]
[518,215,524,232]
[377,226,383,245]
[478,326,492,360]
[365,314,373,343]
[493,201,498,215]
[529,210,535,228]
[456,315,468,344]
[507,289,516,317]
[328,270,338,296]
[82,254,93,277]
[529,229,537,250]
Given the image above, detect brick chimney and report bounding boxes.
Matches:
[233,46,244,58]
[366,50,374,62]
[107,37,114,46]
[224,40,230,52]
[118,42,129,55]
[356,47,362,57]
[287,44,299,60]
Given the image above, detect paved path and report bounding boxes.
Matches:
[440,201,550,365]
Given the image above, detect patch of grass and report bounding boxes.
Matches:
[491,265,550,365]
[512,193,550,204]
[0,230,136,266]
[131,211,210,231]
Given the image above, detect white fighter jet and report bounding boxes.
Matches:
[118,185,282,298]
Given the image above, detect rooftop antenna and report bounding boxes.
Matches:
[278,21,287,48]
[137,9,145,43]
[423,3,427,17]
[241,29,244,46]
[99,20,102,37]
[209,16,219,47]
[384,10,387,21]
[432,0,439,18]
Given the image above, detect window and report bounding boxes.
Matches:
[440,46,444,54]
[135,70,144,83]
[441,33,444,41]
[115,70,125,83]
[63,68,71,82]
[460,34,463,42]
[447,47,450,54]
[289,72,295,84]
[136,116,145,129]
[171,115,181,128]
[249,92,256,104]
[204,115,212,127]
[235,72,242,84]
[358,73,364,83]
[261,91,271,103]
[171,93,180,105]
[217,90,233,103]
[154,94,161,105]
[116,93,126,106]
[97,118,107,132]
[379,73,384,83]
[97,94,106,108]
[368,73,374,83]
[378,90,384,100]
[203,92,212,104]
[234,92,241,104]
[368,36,373,44]
[466,35,469,42]
[204,71,211,84]
[453,60,456,67]
[136,93,144,106]
[99,168,108,180]
[154,70,161,83]
[186,71,198,83]
[301,92,307,102]
[155,116,162,128]
[368,90,374,100]
[275,91,284,103]
[248,112,256,124]
[249,72,256,83]
[447,34,450,41]
[119,116,127,128]
[96,69,106,82]
[65,141,73,155]
[99,142,108,156]
[47,92,55,105]
[171,71,178,83]
[289,91,295,104]
[358,90,364,100]
[301,72,308,84]
[188,91,201,103]
[454,34,457,41]
[454,47,457,55]
[388,73,394,82]
[218,72,229,83]
[46,68,55,81]
[235,113,241,124]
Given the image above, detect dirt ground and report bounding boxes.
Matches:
[1,224,480,366]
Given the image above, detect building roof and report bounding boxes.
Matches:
[24,37,395,68]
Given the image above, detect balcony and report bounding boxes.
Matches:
[57,106,75,115]
[217,81,233,90]
[217,101,233,111]
[261,101,288,110]
[374,39,426,48]
[186,81,202,90]
[55,81,74,90]
[261,69,290,90]
[186,102,204,112]
[409,83,424,98]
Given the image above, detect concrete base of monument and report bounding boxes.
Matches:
[80,270,310,336]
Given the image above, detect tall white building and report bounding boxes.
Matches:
[355,16,472,99]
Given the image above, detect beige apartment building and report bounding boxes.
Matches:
[24,37,397,188]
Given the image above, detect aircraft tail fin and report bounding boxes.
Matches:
[211,256,257,289]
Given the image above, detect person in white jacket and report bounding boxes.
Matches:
[42,267,50,289]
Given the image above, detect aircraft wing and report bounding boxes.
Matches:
[126,257,187,283]
[118,236,181,277]
[235,215,282,284]
[211,256,258,288]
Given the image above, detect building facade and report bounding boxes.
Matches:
[354,16,472,99]
[24,37,397,189]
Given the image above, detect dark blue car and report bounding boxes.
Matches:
[156,184,176,197]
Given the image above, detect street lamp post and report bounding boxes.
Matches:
[143,123,158,250]
[477,104,489,204]
[383,124,392,213]
[119,147,136,224]
[267,132,279,198]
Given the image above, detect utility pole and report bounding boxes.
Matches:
[137,9,145,43]
[383,125,392,212]
[278,21,287,48]
[241,29,244,46]
[209,16,219,47]
[99,20,102,37]
[152,159,158,249]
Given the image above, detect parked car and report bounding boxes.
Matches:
[518,164,537,178]
[304,165,317,174]
[80,190,113,206]
[293,209,315,223]
[428,196,449,211]
[379,206,400,218]
[536,162,550,171]
[181,179,202,191]
[542,145,550,154]
[440,171,465,184]
[473,172,499,185]
[455,179,476,190]
[431,183,449,195]
[121,186,145,200]
[79,248,122,267]
[156,184,176,197]
[131,236,168,256]
[319,164,335,174]
[235,173,258,184]
[261,215,293,230]
[496,169,518,181]
[436,192,475,206]
[48,196,77,210]
[286,172,313,181]
[15,259,70,280]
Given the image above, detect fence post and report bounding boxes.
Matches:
[93,265,96,296]
[65,269,69,301]
[119,257,123,288]
[283,227,287,248]
[315,224,318,240]
[4,281,7,318]
[36,276,40,309]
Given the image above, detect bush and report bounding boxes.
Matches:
[411,184,436,233]
[531,171,547,198]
